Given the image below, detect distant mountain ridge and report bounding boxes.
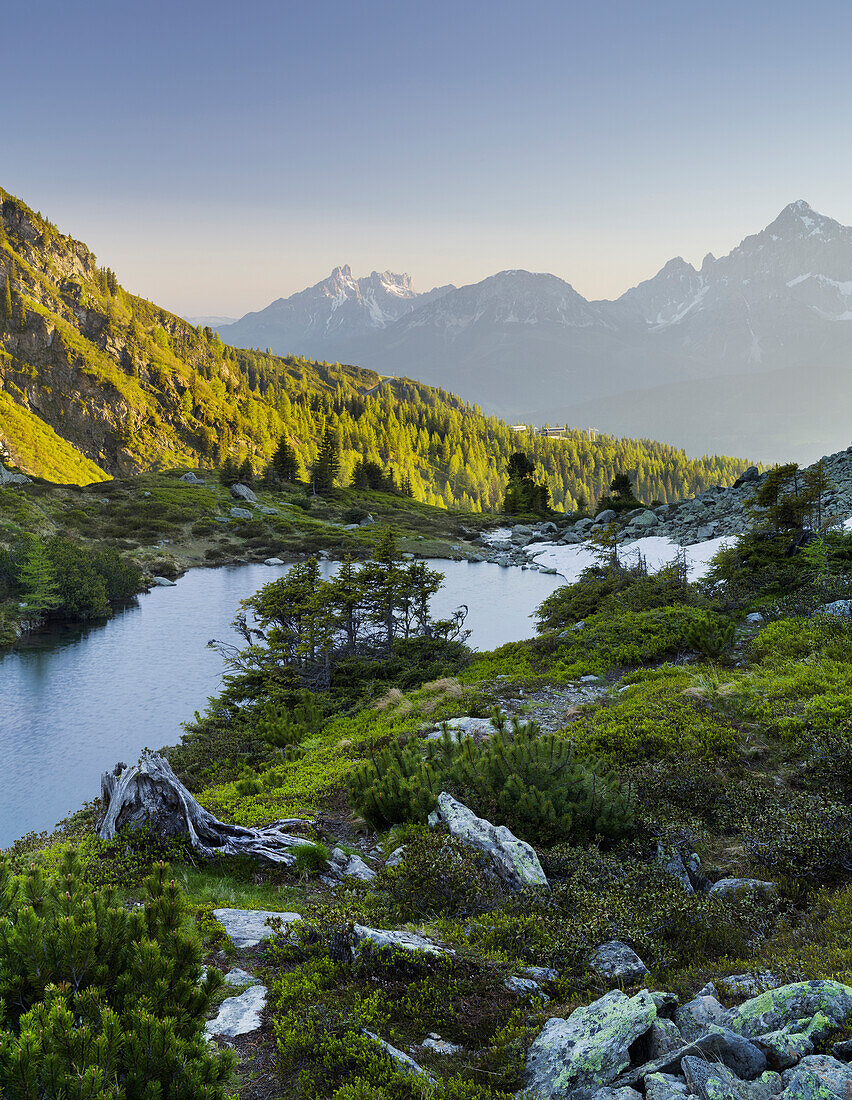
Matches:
[220,201,852,462]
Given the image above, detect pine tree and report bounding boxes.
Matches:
[271,434,299,482]
[0,850,234,1098]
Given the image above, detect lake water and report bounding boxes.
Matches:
[0,560,561,847]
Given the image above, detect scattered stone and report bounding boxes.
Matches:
[651,991,680,1019]
[359,514,375,526]
[179,472,205,483]
[362,1031,433,1081]
[832,1039,852,1062]
[213,908,303,948]
[523,988,657,1099]
[230,483,257,503]
[523,965,559,982]
[229,506,253,519]
[431,791,549,892]
[384,846,407,868]
[206,984,266,1038]
[709,879,778,899]
[591,940,649,985]
[264,557,285,566]
[721,973,778,998]
[352,925,453,958]
[745,612,764,625]
[753,1022,822,1071]
[258,505,277,514]
[223,967,256,986]
[657,846,694,894]
[819,600,852,617]
[327,847,376,882]
[422,1033,462,1055]
[151,576,176,587]
[595,509,618,522]
[505,975,548,1001]
[591,1089,643,1100]
[0,464,30,486]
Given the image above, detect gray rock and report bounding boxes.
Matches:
[734,467,761,487]
[651,991,680,1019]
[634,511,660,529]
[722,974,778,998]
[831,1039,852,1062]
[658,846,695,894]
[591,940,649,985]
[0,464,30,486]
[384,846,407,868]
[591,1090,643,1100]
[709,879,777,900]
[505,975,548,1001]
[750,1071,785,1100]
[230,483,258,503]
[595,509,618,523]
[363,1030,433,1081]
[229,506,253,519]
[819,600,852,617]
[151,576,176,587]
[179,471,205,483]
[264,557,285,566]
[258,505,278,515]
[645,1072,692,1100]
[753,1025,819,1071]
[625,1027,766,1085]
[223,967,257,986]
[780,1055,852,1100]
[644,1019,685,1059]
[745,613,764,625]
[523,965,560,982]
[359,514,375,526]
[206,983,266,1037]
[675,994,727,1042]
[328,847,376,882]
[724,983,852,1040]
[696,524,717,540]
[422,1033,462,1055]
[213,908,302,948]
[523,988,657,1099]
[352,925,452,958]
[431,791,548,892]
[682,1055,747,1100]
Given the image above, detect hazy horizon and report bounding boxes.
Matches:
[5,0,852,317]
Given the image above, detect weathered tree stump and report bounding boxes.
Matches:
[99,754,313,865]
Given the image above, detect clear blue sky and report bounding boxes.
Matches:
[4,0,852,316]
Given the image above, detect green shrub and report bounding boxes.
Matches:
[741,791,852,881]
[0,849,233,1098]
[374,829,504,918]
[684,615,736,659]
[350,714,635,845]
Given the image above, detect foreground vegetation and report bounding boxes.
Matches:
[6,471,852,1098]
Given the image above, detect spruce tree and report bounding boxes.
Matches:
[18,537,60,622]
[313,427,340,493]
[271,434,299,482]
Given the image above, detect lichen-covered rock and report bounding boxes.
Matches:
[590,1089,643,1100]
[205,983,266,1038]
[645,1072,692,1100]
[780,1054,852,1100]
[505,975,548,1002]
[645,1019,686,1059]
[523,988,657,1099]
[431,791,548,892]
[591,940,649,985]
[752,1014,831,1071]
[682,1055,747,1100]
[384,845,407,868]
[675,993,727,1042]
[724,982,852,1040]
[621,1026,766,1085]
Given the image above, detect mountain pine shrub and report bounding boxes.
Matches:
[349,712,635,845]
[0,849,234,1098]
[684,615,736,659]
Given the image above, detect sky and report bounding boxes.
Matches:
[4,0,852,318]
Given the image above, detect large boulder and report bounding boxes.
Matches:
[352,925,453,958]
[681,1055,747,1100]
[723,982,852,1039]
[524,989,657,1099]
[675,992,727,1041]
[431,792,548,892]
[0,464,30,486]
[709,878,777,899]
[230,483,257,503]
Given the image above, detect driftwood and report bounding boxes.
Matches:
[99,754,313,865]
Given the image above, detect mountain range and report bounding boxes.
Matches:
[219,201,852,462]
